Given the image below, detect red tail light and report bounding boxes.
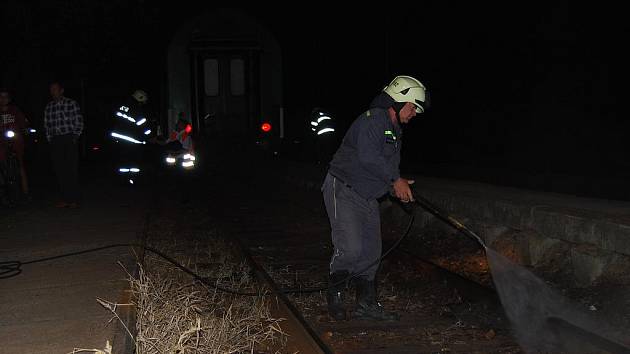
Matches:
[185,124,192,133]
[261,122,272,133]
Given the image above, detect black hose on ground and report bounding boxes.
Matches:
[0,212,416,296]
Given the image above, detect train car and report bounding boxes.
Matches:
[167,9,283,152]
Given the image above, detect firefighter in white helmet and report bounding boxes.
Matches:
[322,75,429,321]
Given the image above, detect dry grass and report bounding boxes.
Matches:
[131,263,286,354]
[119,215,289,354]
[93,203,292,353]
[68,341,112,354]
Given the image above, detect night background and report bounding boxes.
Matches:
[2,2,629,199]
[4,3,630,353]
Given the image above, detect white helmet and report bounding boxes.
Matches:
[132,90,148,104]
[383,76,429,113]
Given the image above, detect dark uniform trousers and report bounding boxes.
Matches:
[322,172,381,280]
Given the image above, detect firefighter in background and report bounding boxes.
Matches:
[114,89,151,139]
[110,89,152,182]
[152,117,193,152]
[310,107,337,164]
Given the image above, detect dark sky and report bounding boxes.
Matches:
[2,2,629,197]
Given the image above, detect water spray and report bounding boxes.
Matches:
[408,191,630,354]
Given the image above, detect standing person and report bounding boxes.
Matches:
[111,89,152,177]
[44,81,83,208]
[0,88,31,203]
[322,75,430,321]
[309,107,337,164]
[151,117,193,152]
[113,89,151,141]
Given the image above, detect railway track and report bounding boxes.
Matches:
[216,178,522,353]
[232,232,519,353]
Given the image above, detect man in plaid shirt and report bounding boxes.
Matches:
[44,81,83,208]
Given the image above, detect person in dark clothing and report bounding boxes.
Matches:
[150,117,193,152]
[111,89,152,181]
[44,81,83,208]
[0,88,30,201]
[309,107,338,164]
[113,89,151,141]
[323,75,430,321]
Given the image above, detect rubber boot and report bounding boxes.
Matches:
[327,270,349,321]
[353,277,399,321]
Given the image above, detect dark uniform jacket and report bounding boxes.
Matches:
[328,93,402,200]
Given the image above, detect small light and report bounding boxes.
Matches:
[129,179,134,184]
[136,118,146,126]
[183,153,195,161]
[130,168,140,173]
[144,129,151,135]
[261,122,272,132]
[185,124,192,133]
[182,161,194,168]
[5,130,15,138]
[119,168,130,173]
[166,157,176,164]
[92,146,100,151]
[310,121,318,126]
[29,128,37,133]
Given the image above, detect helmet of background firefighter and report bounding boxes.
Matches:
[132,89,148,104]
[383,76,430,114]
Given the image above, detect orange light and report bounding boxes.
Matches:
[261,122,272,133]
[185,124,192,133]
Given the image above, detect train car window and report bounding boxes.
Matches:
[204,59,219,96]
[230,58,245,96]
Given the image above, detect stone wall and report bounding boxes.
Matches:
[284,161,630,287]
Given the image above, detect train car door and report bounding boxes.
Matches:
[195,51,259,146]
